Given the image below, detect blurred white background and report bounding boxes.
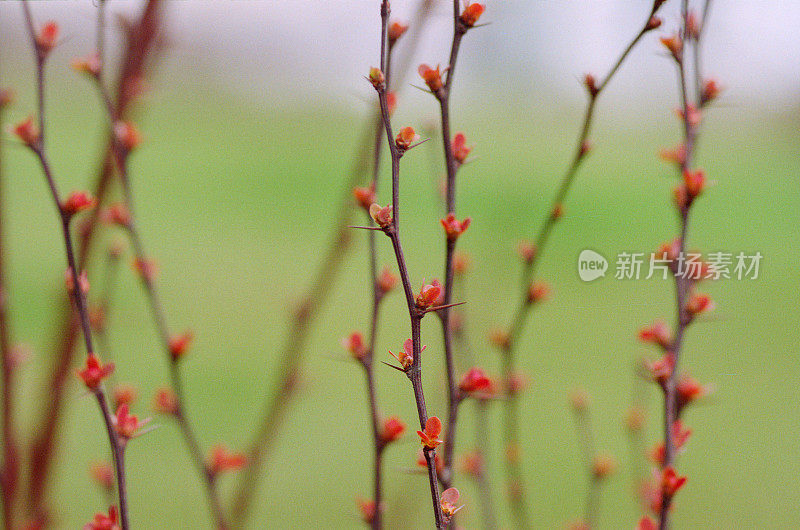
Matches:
[1,1,798,116]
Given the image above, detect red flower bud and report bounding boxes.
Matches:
[637,517,657,530]
[451,133,472,164]
[380,416,405,444]
[369,203,393,228]
[675,104,701,128]
[417,416,443,449]
[415,279,442,309]
[132,258,158,282]
[660,34,683,59]
[638,320,672,349]
[459,452,484,480]
[153,387,179,415]
[113,384,137,409]
[676,374,711,411]
[395,126,420,150]
[12,117,40,148]
[101,203,132,227]
[77,353,114,390]
[386,91,398,115]
[489,328,510,350]
[388,21,409,42]
[71,53,102,78]
[368,67,385,89]
[661,466,687,498]
[62,191,97,216]
[649,421,691,466]
[453,251,471,275]
[36,21,59,54]
[645,16,662,31]
[701,78,722,105]
[440,213,471,240]
[357,498,377,525]
[526,281,549,304]
[353,184,375,211]
[84,506,119,530]
[89,461,115,492]
[683,169,706,198]
[506,371,529,395]
[377,267,398,295]
[584,73,598,97]
[168,331,194,361]
[418,64,443,92]
[643,354,674,387]
[113,121,141,152]
[686,11,700,40]
[113,403,150,440]
[686,293,713,316]
[389,338,421,371]
[592,454,616,479]
[517,241,537,263]
[458,367,492,394]
[460,2,485,27]
[659,144,687,166]
[207,444,247,475]
[65,267,90,295]
[342,331,367,361]
[440,487,463,521]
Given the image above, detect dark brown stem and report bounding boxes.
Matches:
[658,1,709,527]
[0,95,20,530]
[374,2,443,526]
[20,3,130,525]
[26,1,163,515]
[437,0,468,493]
[499,5,664,524]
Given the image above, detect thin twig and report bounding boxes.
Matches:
[228,3,436,525]
[0,86,20,530]
[658,1,711,527]
[435,0,470,494]
[20,3,129,526]
[496,4,665,525]
[26,1,163,515]
[373,1,443,526]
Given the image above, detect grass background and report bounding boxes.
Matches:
[0,48,798,529]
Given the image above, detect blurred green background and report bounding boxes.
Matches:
[1,2,800,529]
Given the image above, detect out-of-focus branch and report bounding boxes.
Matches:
[26,0,163,518]
[494,4,665,526]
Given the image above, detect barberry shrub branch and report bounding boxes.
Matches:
[417,0,484,495]
[74,21,232,528]
[368,2,446,526]
[347,21,406,528]
[490,2,666,524]
[26,1,163,516]
[647,1,716,528]
[0,83,20,530]
[230,2,435,525]
[17,4,130,527]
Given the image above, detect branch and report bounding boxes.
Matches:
[496,4,665,525]
[370,2,443,526]
[0,86,20,530]
[19,3,129,526]
[25,1,163,516]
